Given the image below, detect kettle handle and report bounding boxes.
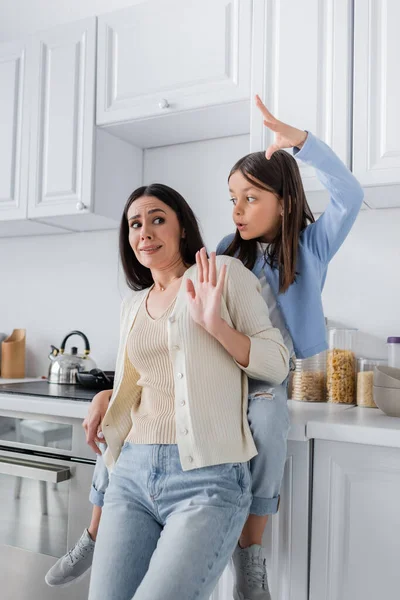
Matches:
[59,331,91,356]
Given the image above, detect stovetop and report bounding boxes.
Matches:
[0,380,95,402]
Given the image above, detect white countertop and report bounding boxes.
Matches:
[0,382,89,420]
[0,391,400,448]
[287,400,400,448]
[306,402,400,449]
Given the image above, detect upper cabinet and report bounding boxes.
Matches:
[0,40,29,222]
[353,0,400,208]
[0,40,66,237]
[1,0,400,238]
[96,0,253,147]
[0,18,142,236]
[27,19,97,220]
[27,17,142,232]
[251,0,354,213]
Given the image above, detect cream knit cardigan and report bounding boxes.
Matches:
[102,256,290,472]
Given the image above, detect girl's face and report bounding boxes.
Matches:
[228,170,283,242]
[127,196,184,271]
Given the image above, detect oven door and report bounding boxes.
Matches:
[0,446,95,600]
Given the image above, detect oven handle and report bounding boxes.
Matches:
[0,455,71,483]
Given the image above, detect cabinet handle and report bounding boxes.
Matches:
[0,455,71,483]
[158,98,170,109]
[76,202,87,211]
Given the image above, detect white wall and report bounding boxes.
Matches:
[0,229,124,376]
[143,135,250,251]
[1,133,399,377]
[322,207,400,358]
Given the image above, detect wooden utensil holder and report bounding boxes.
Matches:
[1,329,26,378]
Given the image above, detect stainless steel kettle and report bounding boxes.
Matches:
[48,331,97,384]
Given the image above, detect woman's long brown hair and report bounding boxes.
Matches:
[226,150,315,293]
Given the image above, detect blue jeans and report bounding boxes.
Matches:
[89,443,109,507]
[88,443,251,600]
[247,380,290,515]
[89,384,289,516]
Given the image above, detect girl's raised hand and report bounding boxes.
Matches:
[255,94,308,159]
[186,248,227,338]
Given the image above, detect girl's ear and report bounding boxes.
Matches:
[181,229,186,239]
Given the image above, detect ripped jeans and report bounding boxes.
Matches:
[247,378,290,515]
[89,380,289,517]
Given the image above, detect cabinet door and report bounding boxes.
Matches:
[310,440,400,600]
[210,441,311,600]
[97,0,252,125]
[0,40,29,221]
[27,18,96,219]
[251,0,353,212]
[353,0,400,207]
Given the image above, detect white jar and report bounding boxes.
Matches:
[387,337,400,368]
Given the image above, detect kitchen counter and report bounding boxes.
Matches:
[306,401,400,448]
[0,390,89,420]
[0,389,399,447]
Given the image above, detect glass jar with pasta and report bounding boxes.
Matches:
[357,358,387,408]
[327,328,357,404]
[292,352,326,402]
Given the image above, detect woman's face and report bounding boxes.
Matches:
[228,170,282,242]
[127,196,184,271]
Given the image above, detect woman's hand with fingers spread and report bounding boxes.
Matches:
[82,388,112,455]
[255,94,308,159]
[186,248,227,338]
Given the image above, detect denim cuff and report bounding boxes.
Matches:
[250,494,280,516]
[89,484,105,508]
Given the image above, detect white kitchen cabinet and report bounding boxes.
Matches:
[0,18,142,237]
[27,18,142,231]
[0,40,67,237]
[27,18,97,221]
[96,0,252,147]
[0,40,29,222]
[251,0,355,214]
[353,0,400,208]
[211,441,311,600]
[310,439,400,600]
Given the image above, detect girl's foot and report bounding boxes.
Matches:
[231,543,272,600]
[45,529,95,587]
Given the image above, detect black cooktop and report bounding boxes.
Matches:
[0,380,95,402]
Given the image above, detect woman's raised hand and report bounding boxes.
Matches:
[186,248,227,338]
[255,94,308,159]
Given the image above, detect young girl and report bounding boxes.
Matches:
[221,96,363,600]
[46,98,363,600]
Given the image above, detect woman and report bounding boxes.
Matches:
[86,183,289,600]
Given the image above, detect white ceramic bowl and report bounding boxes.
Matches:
[373,385,400,417]
[373,366,400,390]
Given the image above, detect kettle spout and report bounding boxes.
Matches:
[48,345,59,361]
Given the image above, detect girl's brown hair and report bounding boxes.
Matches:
[226,150,315,293]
